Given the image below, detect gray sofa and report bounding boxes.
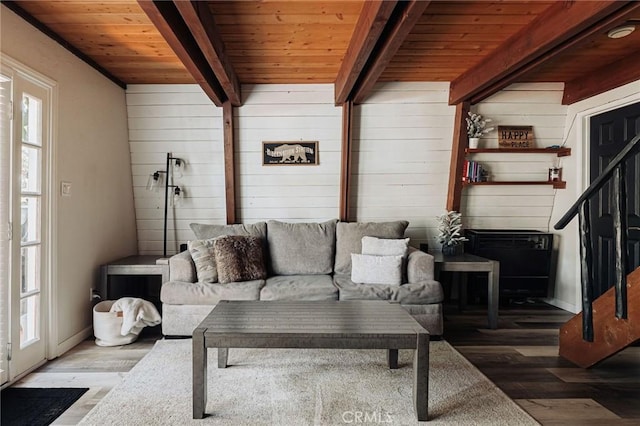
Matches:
[160,220,444,337]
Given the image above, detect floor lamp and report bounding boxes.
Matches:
[146,152,184,257]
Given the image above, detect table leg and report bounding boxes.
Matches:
[193,331,207,419]
[99,266,108,300]
[487,260,500,329]
[413,332,429,421]
[218,348,228,368]
[387,349,398,369]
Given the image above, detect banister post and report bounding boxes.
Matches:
[579,199,594,342]
[612,163,629,319]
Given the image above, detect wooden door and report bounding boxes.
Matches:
[589,102,640,298]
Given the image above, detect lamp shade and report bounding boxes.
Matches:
[171,186,183,206]
[173,158,185,178]
[146,171,164,192]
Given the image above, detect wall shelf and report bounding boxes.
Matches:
[465,147,571,157]
[463,180,567,189]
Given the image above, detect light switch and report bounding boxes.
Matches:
[61,181,72,197]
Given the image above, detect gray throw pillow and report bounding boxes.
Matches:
[213,236,267,284]
[267,220,337,275]
[351,254,403,285]
[335,221,409,275]
[188,239,217,283]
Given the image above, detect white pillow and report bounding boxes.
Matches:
[350,254,403,285]
[361,236,409,257]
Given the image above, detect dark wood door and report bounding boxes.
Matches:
[589,102,640,297]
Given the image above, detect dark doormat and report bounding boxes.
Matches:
[1,387,89,426]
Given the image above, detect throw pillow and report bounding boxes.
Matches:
[361,236,410,257]
[335,221,409,275]
[213,235,267,284]
[350,254,403,286]
[188,239,217,283]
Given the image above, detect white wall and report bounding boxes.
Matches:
[355,82,455,248]
[127,85,222,254]
[549,80,640,313]
[1,6,137,352]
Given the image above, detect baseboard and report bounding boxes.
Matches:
[544,297,579,314]
[53,326,93,359]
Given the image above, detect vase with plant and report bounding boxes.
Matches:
[436,210,468,256]
[466,112,494,149]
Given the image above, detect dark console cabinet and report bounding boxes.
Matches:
[464,229,554,300]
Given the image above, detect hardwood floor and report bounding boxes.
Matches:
[10,302,640,425]
[444,301,640,425]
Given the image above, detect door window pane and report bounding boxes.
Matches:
[21,94,42,146]
[20,246,40,294]
[20,295,39,347]
[21,197,40,244]
[21,146,41,193]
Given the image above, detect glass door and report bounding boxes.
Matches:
[0,63,52,380]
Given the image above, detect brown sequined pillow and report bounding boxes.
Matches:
[213,236,267,284]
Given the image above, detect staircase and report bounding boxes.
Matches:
[554,132,640,368]
[559,267,640,368]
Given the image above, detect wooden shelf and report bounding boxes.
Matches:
[463,180,567,189]
[465,147,571,157]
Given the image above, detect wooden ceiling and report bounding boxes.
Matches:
[6,1,640,106]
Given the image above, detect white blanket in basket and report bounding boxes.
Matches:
[110,297,162,336]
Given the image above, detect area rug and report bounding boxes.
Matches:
[1,387,89,426]
[79,340,538,425]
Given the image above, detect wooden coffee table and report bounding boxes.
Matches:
[192,300,430,421]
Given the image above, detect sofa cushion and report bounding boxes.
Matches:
[361,236,410,257]
[213,236,267,284]
[334,221,409,275]
[334,275,443,304]
[266,220,337,275]
[190,222,267,240]
[188,239,217,283]
[261,275,338,301]
[160,280,264,305]
[351,254,403,285]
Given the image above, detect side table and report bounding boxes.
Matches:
[99,255,169,300]
[431,252,500,329]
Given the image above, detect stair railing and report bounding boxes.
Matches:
[554,132,640,342]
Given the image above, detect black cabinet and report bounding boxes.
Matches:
[464,229,554,301]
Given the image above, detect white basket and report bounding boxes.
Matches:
[93,300,138,347]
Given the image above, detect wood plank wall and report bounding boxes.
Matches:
[353,82,455,249]
[127,84,224,254]
[234,84,342,224]
[463,83,568,230]
[126,82,568,255]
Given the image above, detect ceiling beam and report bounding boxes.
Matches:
[174,1,241,107]
[2,1,126,89]
[449,1,636,105]
[137,0,226,107]
[446,102,470,213]
[334,1,397,105]
[352,1,430,104]
[563,52,640,105]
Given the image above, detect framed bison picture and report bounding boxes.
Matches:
[262,141,319,165]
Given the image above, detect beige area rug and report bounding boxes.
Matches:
[79,340,538,425]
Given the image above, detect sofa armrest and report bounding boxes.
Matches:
[407,247,435,282]
[169,250,196,283]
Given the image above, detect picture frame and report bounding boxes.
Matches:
[262,141,319,166]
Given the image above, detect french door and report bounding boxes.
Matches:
[0,60,53,384]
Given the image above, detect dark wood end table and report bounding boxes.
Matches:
[192,300,430,421]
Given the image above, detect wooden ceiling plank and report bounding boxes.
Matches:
[174,1,241,106]
[334,1,397,105]
[562,53,640,105]
[352,1,430,104]
[449,1,636,105]
[2,1,126,89]
[137,0,226,106]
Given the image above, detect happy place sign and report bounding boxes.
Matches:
[498,126,534,148]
